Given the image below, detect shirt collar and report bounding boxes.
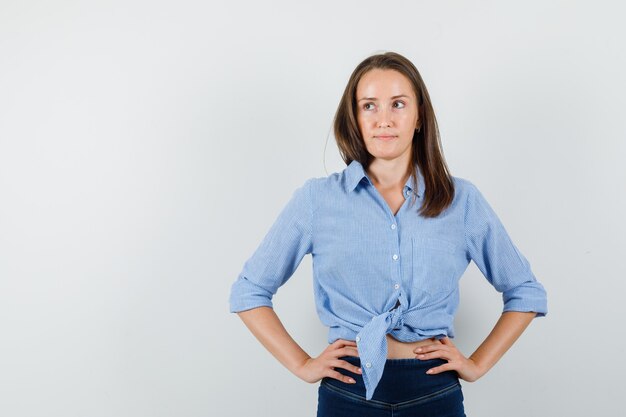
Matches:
[344,159,424,198]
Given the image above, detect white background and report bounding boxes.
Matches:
[1,1,624,416]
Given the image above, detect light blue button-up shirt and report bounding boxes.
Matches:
[229,160,548,401]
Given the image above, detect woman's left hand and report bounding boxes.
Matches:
[414,336,485,382]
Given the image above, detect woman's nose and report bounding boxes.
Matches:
[378,117,392,128]
[377,107,393,127]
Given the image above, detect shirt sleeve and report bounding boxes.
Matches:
[463,181,548,317]
[228,178,314,313]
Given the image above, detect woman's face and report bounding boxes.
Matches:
[356,69,420,163]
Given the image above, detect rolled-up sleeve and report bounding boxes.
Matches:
[463,181,547,317]
[229,178,314,313]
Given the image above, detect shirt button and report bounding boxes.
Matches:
[355,336,360,342]
[394,283,400,289]
[392,254,398,260]
[365,362,372,368]
[391,224,396,230]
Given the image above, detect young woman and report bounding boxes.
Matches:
[229,51,548,416]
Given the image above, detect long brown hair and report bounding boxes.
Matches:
[333,51,454,218]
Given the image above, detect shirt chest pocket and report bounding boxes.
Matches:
[411,236,461,298]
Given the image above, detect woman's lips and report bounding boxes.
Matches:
[375,135,397,141]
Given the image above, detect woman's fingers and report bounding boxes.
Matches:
[332,359,362,375]
[414,341,448,354]
[426,362,454,375]
[413,337,481,380]
[296,340,362,385]
[328,369,356,384]
[414,337,458,364]
[332,339,357,348]
[416,348,453,361]
[417,343,448,352]
[440,336,454,345]
[337,346,360,357]
[316,339,363,384]
[326,340,362,383]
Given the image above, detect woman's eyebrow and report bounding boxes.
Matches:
[357,94,410,102]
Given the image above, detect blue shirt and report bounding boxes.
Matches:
[228,160,548,401]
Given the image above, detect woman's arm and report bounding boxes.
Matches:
[448,181,547,380]
[465,311,536,379]
[237,306,362,384]
[414,311,537,381]
[237,306,312,375]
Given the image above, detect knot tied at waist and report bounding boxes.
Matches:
[354,305,405,401]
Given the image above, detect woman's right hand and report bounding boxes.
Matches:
[293,339,362,384]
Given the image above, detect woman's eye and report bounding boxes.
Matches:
[362,101,404,111]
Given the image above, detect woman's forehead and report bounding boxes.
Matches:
[357,69,415,99]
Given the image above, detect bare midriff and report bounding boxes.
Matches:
[385,334,443,359]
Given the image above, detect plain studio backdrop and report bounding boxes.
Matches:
[1,1,624,416]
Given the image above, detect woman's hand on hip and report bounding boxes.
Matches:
[414,336,485,382]
[293,339,361,385]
